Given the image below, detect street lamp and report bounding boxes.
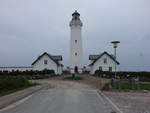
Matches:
[111,41,120,79]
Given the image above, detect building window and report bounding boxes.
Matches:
[75,52,77,56]
[75,40,77,43]
[109,67,112,72]
[44,60,48,65]
[104,58,107,64]
[99,66,102,71]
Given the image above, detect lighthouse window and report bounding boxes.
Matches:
[75,40,77,43]
[75,52,77,56]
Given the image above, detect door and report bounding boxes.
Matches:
[74,66,78,73]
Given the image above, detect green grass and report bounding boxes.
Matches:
[0,76,37,96]
[118,82,150,90]
[63,76,84,80]
[0,85,35,97]
[139,83,150,90]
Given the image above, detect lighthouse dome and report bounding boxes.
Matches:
[69,10,83,27]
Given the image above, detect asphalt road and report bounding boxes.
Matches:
[0,89,114,113]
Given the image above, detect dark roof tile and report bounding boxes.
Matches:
[89,55,99,60]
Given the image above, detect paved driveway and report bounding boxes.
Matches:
[0,89,114,113]
[0,78,117,113]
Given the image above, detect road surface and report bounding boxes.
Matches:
[0,79,116,113]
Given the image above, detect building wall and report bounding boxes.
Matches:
[58,65,63,74]
[0,67,33,72]
[32,54,62,74]
[70,25,83,73]
[90,54,118,74]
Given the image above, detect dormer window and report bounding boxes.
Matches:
[104,58,107,64]
[44,60,48,65]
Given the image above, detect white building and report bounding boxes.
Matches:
[32,52,63,75]
[0,52,63,75]
[89,51,120,74]
[69,10,83,74]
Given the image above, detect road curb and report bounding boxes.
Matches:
[0,85,46,109]
[97,90,123,113]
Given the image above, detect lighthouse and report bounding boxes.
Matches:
[69,10,83,74]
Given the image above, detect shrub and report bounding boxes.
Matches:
[0,76,34,91]
[100,80,110,90]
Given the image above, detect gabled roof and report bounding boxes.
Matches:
[89,51,120,66]
[32,52,63,66]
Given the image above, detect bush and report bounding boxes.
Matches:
[0,76,37,96]
[95,70,114,78]
[100,80,110,90]
[0,76,34,91]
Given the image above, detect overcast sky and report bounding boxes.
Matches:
[0,0,150,71]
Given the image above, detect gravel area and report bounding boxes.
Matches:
[33,74,103,90]
[33,75,94,90]
[104,90,150,113]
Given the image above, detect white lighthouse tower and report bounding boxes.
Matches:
[69,10,83,74]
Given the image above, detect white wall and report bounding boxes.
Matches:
[0,67,33,72]
[90,54,118,74]
[58,65,63,74]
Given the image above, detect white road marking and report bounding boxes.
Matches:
[0,95,32,112]
[96,90,109,105]
[98,90,124,113]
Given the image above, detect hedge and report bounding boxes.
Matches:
[0,69,55,79]
[95,70,150,81]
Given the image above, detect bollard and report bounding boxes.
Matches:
[111,78,117,89]
[131,78,135,90]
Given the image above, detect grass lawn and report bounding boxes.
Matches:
[63,76,84,80]
[0,76,37,97]
[139,83,150,90]
[0,85,35,97]
[118,82,150,90]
